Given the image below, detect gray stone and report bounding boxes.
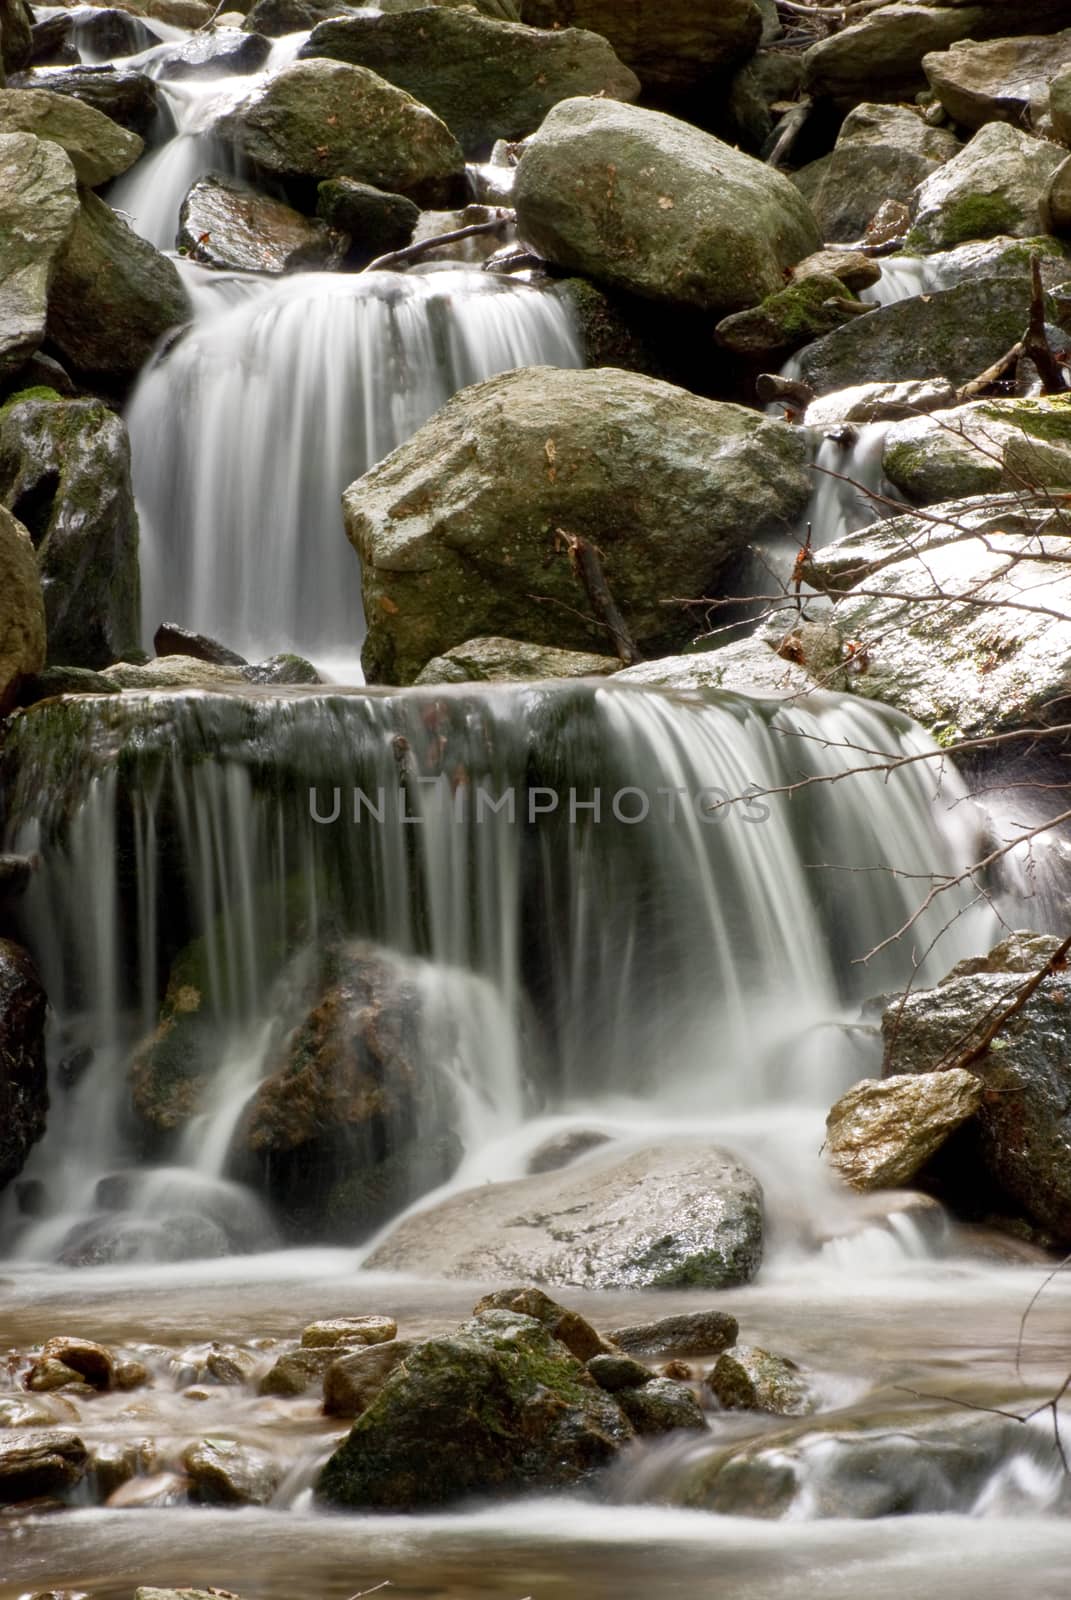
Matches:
[586,1352,652,1391]
[615,640,814,700]
[0,396,141,669]
[0,87,143,186]
[609,1310,739,1359]
[47,191,191,386]
[215,58,465,207]
[11,65,160,138]
[365,1141,764,1290]
[178,174,346,274]
[793,249,881,293]
[825,1070,985,1191]
[707,1345,813,1416]
[882,398,1071,505]
[1053,66,1071,144]
[300,8,639,156]
[0,505,46,713]
[910,123,1067,252]
[0,939,47,1193]
[923,29,1071,132]
[617,1377,707,1435]
[803,379,957,428]
[0,133,78,383]
[315,177,417,265]
[472,1286,613,1362]
[346,365,811,684]
[153,622,247,667]
[103,656,246,689]
[414,636,620,685]
[259,1343,356,1396]
[158,25,271,79]
[513,98,820,314]
[806,104,960,244]
[323,1339,415,1417]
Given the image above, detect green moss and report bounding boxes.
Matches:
[0,385,63,414]
[937,193,1018,248]
[974,396,1071,445]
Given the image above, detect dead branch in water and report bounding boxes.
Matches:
[363,214,514,274]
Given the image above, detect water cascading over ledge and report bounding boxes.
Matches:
[0,680,998,1263]
[126,270,583,670]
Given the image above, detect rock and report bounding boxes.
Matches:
[11,65,160,139]
[234,943,460,1238]
[923,30,1071,132]
[347,366,811,684]
[825,1070,985,1192]
[726,46,803,151]
[517,0,761,99]
[0,854,33,905]
[157,26,271,80]
[0,1428,88,1503]
[0,506,46,713]
[301,9,639,157]
[715,273,859,361]
[182,1438,280,1506]
[47,191,191,388]
[114,1358,150,1390]
[25,1358,88,1393]
[0,134,79,383]
[135,1592,233,1600]
[795,277,1035,395]
[407,204,513,266]
[1045,157,1071,234]
[177,174,346,274]
[315,178,417,266]
[153,622,247,667]
[241,652,321,685]
[614,639,816,700]
[90,1439,153,1499]
[316,1309,633,1509]
[108,1471,187,1508]
[525,1128,612,1173]
[803,378,957,428]
[0,396,141,669]
[29,11,78,69]
[102,657,247,689]
[792,249,881,293]
[514,98,820,314]
[909,124,1067,252]
[472,1287,612,1362]
[1054,67,1071,144]
[0,1396,56,1427]
[706,1346,813,1416]
[16,664,120,703]
[616,1376,706,1435]
[214,59,465,207]
[804,104,960,244]
[301,1315,397,1348]
[609,1310,739,1360]
[242,0,351,35]
[35,1336,114,1389]
[803,492,1071,743]
[259,1344,351,1397]
[882,398,1071,505]
[586,1352,652,1391]
[322,1339,415,1417]
[0,88,143,187]
[0,939,47,1192]
[881,934,1071,1245]
[414,636,620,685]
[365,1141,764,1290]
[68,7,159,61]
[145,0,214,23]
[803,1,1071,108]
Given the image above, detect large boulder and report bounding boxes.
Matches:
[0,133,79,383]
[0,505,46,714]
[10,65,160,138]
[316,1309,635,1509]
[0,939,47,1194]
[881,934,1071,1245]
[518,0,761,98]
[0,87,143,187]
[0,396,141,668]
[346,365,812,684]
[803,104,960,245]
[825,1070,985,1192]
[214,58,465,206]
[513,98,820,314]
[882,397,1071,505]
[802,492,1071,742]
[177,175,346,274]
[365,1140,765,1289]
[909,123,1067,252]
[46,191,191,387]
[803,1,1071,108]
[299,9,640,156]
[925,31,1071,133]
[795,277,1036,395]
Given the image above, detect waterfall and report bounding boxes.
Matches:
[0,681,997,1262]
[126,271,583,672]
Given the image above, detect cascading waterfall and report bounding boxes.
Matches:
[0,681,998,1264]
[127,271,583,670]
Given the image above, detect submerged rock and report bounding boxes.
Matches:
[365,1141,764,1290]
[826,1070,985,1192]
[316,1309,633,1509]
[0,133,79,383]
[909,123,1067,252]
[347,365,811,684]
[0,86,143,187]
[0,506,46,713]
[414,636,620,685]
[0,395,141,669]
[215,58,465,207]
[513,98,820,314]
[300,8,639,156]
[706,1346,812,1416]
[0,939,47,1194]
[178,174,347,274]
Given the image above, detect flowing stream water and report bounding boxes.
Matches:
[3,20,1071,1600]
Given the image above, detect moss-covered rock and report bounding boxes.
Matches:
[616,1377,706,1435]
[315,1309,634,1509]
[0,86,143,187]
[0,395,141,669]
[0,132,78,384]
[346,365,811,684]
[706,1345,813,1416]
[715,273,857,360]
[910,123,1067,252]
[0,939,47,1194]
[513,98,820,315]
[315,178,418,267]
[299,8,639,157]
[0,505,46,713]
[882,396,1071,505]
